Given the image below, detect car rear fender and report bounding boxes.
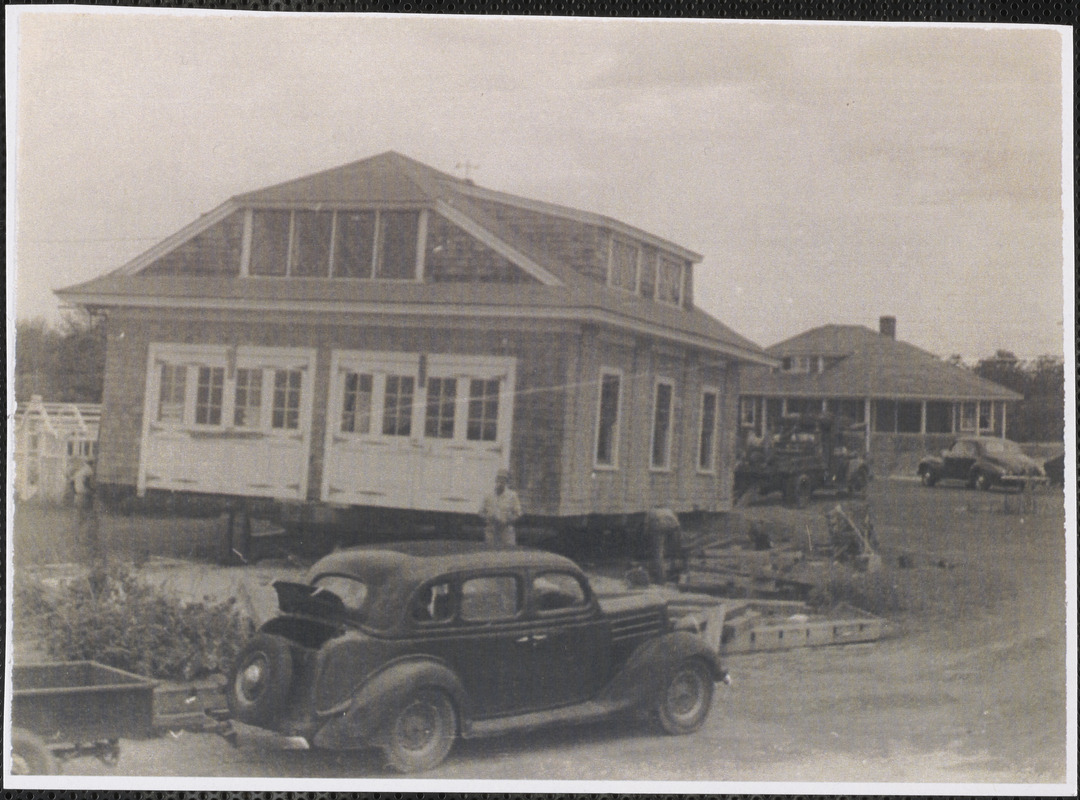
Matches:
[597,630,725,707]
[918,456,943,473]
[312,657,467,750]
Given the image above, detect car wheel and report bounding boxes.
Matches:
[920,470,937,488]
[384,688,457,773]
[227,633,294,727]
[10,728,57,775]
[785,474,812,509]
[975,472,992,492]
[657,659,714,735]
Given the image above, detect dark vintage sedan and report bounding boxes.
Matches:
[226,541,728,773]
[917,436,1046,490]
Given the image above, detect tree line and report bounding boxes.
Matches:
[14,313,106,403]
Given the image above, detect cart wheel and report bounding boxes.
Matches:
[227,633,295,726]
[11,728,58,775]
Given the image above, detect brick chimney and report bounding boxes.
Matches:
[879,315,897,339]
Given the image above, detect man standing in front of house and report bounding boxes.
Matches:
[480,468,521,547]
[71,456,101,564]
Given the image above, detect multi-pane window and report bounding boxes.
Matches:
[271,370,302,430]
[340,372,373,434]
[610,239,638,292]
[960,401,978,432]
[233,368,263,428]
[655,256,683,306]
[467,379,500,442]
[651,381,674,469]
[195,367,225,425]
[158,363,187,423]
[248,209,420,280]
[739,397,756,427]
[291,211,333,277]
[594,371,621,467]
[382,375,415,436]
[698,390,718,472]
[424,378,457,439]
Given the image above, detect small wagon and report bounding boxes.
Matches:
[10,661,157,775]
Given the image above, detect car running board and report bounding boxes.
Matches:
[465,699,633,739]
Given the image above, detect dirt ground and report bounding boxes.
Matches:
[7,478,1074,789]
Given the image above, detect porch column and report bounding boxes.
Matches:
[821,398,828,413]
[781,397,788,415]
[761,397,768,435]
[1002,402,1007,439]
[920,400,927,434]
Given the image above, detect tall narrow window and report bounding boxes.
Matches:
[651,381,674,470]
[375,211,419,280]
[233,368,263,428]
[195,367,225,425]
[341,372,373,434]
[158,363,187,423]
[698,390,718,472]
[249,211,291,276]
[610,239,638,292]
[656,256,683,306]
[382,375,415,436]
[291,211,333,277]
[594,371,621,468]
[960,401,978,432]
[271,370,302,430]
[425,377,457,439]
[467,379,500,442]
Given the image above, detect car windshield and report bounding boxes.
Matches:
[312,575,369,613]
[981,440,1023,457]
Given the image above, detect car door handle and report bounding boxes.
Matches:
[515,635,532,644]
[531,633,548,642]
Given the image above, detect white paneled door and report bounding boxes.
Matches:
[323,351,515,513]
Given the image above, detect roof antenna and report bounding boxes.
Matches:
[455,160,479,183]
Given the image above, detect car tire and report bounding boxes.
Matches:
[975,472,992,492]
[227,633,295,727]
[785,474,812,509]
[384,688,457,773]
[920,470,937,488]
[656,659,714,735]
[10,728,57,775]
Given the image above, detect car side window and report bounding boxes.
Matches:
[460,575,521,622]
[532,571,588,613]
[410,581,454,624]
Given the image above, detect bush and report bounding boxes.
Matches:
[807,569,910,616]
[15,564,254,681]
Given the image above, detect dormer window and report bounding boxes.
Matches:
[609,238,640,293]
[781,356,822,374]
[247,209,422,280]
[655,254,684,307]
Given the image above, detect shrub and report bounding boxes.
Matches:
[807,568,910,616]
[15,563,254,681]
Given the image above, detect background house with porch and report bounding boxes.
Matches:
[57,151,772,536]
[738,316,1022,474]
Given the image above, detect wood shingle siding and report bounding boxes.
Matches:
[140,212,244,277]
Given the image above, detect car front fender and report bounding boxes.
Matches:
[597,630,726,709]
[312,657,467,750]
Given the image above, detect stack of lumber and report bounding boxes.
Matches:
[679,541,806,598]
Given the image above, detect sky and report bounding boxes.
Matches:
[6,10,1071,362]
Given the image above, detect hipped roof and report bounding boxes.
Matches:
[739,324,1021,401]
[57,151,770,366]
